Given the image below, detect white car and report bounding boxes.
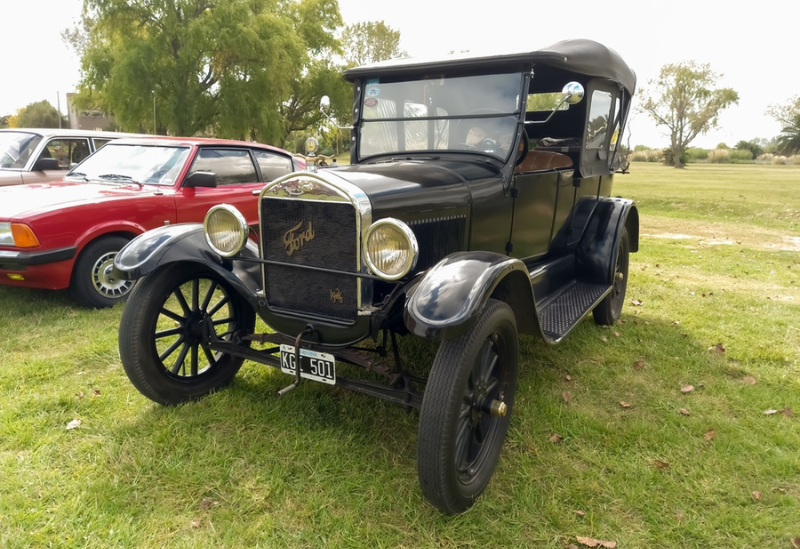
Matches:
[0,128,141,186]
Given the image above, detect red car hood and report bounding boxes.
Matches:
[0,181,162,219]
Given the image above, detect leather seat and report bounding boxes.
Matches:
[515,151,573,173]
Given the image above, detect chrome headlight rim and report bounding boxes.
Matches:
[203,204,248,258]
[0,222,12,246]
[363,218,419,281]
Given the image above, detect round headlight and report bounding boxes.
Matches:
[364,218,418,281]
[203,205,248,257]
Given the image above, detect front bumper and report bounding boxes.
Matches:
[0,247,77,290]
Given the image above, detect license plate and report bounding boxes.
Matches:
[279,344,336,385]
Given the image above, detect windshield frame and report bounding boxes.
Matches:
[353,71,526,164]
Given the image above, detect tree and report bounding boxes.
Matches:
[69,0,341,143]
[639,62,738,168]
[767,96,800,156]
[15,100,67,129]
[341,21,407,67]
[734,139,764,159]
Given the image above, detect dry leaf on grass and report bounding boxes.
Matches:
[791,537,800,549]
[679,408,690,416]
[199,497,218,510]
[752,491,761,500]
[566,374,573,381]
[708,343,726,353]
[784,407,793,417]
[653,459,670,470]
[600,336,608,342]
[549,433,563,443]
[191,520,201,528]
[631,299,643,306]
[563,391,571,403]
[742,375,757,385]
[613,331,621,337]
[704,429,716,442]
[574,510,586,516]
[576,536,616,548]
[66,419,81,430]
[764,409,778,415]
[633,360,645,370]
[91,389,101,397]
[620,401,631,408]
[676,511,684,522]
[681,385,694,394]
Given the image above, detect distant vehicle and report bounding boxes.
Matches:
[114,39,638,514]
[0,128,142,186]
[0,136,302,308]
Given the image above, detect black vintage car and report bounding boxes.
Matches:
[114,38,639,514]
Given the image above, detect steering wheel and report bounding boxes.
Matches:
[455,108,502,149]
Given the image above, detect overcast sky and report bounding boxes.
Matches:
[3,0,797,148]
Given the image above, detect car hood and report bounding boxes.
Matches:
[322,159,501,216]
[0,181,159,219]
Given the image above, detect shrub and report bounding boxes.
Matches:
[629,149,663,162]
[686,148,709,162]
[729,149,753,163]
[708,148,731,163]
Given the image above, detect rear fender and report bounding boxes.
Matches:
[113,223,262,307]
[576,198,639,283]
[404,251,538,341]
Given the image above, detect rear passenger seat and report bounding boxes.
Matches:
[514,150,573,173]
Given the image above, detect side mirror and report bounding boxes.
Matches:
[33,157,59,171]
[320,95,331,114]
[562,82,585,105]
[184,171,217,188]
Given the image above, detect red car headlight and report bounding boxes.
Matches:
[0,222,40,248]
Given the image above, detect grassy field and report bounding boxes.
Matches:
[1,163,798,548]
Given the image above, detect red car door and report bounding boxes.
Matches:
[174,147,266,226]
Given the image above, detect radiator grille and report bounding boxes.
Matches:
[261,198,358,321]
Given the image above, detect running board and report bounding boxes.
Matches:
[538,281,609,342]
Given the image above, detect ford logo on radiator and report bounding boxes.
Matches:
[283,220,315,256]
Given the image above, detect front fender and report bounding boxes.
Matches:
[404,251,536,341]
[113,223,262,307]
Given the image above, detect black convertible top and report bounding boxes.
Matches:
[343,39,636,95]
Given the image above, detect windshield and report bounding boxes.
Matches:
[67,143,191,186]
[357,72,522,162]
[0,132,43,169]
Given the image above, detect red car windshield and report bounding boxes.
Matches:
[67,143,191,186]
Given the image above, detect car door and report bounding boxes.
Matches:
[21,137,92,184]
[173,146,267,226]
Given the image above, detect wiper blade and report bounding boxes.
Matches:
[65,171,88,181]
[98,173,133,180]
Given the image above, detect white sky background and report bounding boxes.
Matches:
[2,0,797,149]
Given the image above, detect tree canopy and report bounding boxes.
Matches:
[767,96,800,156]
[11,101,67,129]
[639,62,738,168]
[340,21,407,67]
[71,0,342,144]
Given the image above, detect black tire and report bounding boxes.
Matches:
[593,226,630,326]
[118,264,255,405]
[417,299,519,514]
[69,236,135,308]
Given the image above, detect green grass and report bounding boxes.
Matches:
[1,162,799,548]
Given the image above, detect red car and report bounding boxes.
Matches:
[0,136,302,308]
